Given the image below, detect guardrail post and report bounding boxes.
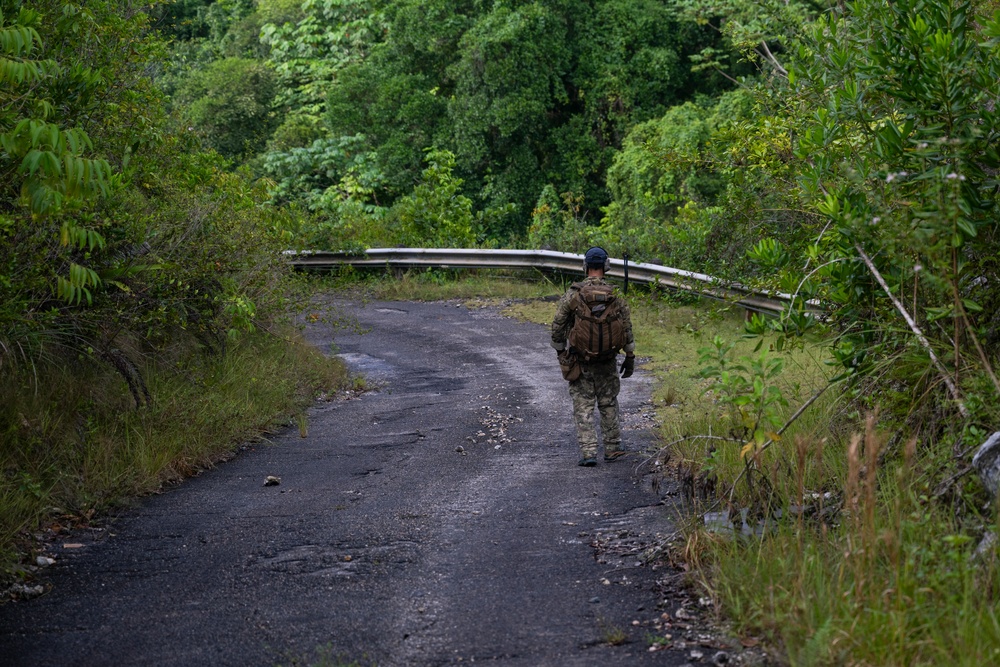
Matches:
[623,253,630,295]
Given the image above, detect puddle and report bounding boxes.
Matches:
[337,352,395,377]
[703,509,776,538]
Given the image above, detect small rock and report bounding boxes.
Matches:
[589,596,600,603]
[12,584,44,599]
[712,651,730,665]
[35,556,55,567]
[974,531,997,561]
[973,431,1000,497]
[264,476,281,486]
[455,446,465,453]
[343,555,352,562]
[690,649,704,661]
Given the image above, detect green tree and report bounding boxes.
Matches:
[174,57,278,158]
[0,0,302,395]
[260,0,389,115]
[308,0,727,242]
[324,0,472,197]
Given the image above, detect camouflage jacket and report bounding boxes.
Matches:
[550,276,635,356]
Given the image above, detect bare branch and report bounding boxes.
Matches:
[932,465,973,498]
[633,434,740,474]
[759,41,788,78]
[778,384,830,437]
[854,243,968,418]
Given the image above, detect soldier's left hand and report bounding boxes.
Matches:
[620,354,634,378]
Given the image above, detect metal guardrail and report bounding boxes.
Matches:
[287,248,794,314]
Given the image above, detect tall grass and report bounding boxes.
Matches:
[688,418,1000,667]
[1,329,348,571]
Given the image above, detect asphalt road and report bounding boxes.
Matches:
[0,298,695,666]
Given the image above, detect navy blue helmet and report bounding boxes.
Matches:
[584,246,610,272]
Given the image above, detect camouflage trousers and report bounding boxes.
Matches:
[567,357,621,459]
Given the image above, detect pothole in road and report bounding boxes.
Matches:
[256,540,420,577]
[590,505,673,573]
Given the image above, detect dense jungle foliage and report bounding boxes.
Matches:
[6,0,1000,661]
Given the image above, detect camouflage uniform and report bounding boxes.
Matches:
[551,276,635,460]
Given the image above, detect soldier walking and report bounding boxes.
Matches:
[551,247,636,466]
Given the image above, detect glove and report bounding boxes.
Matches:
[620,354,635,378]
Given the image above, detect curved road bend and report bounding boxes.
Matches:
[1,299,693,666]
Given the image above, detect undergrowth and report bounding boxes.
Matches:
[685,422,1000,666]
[0,329,348,577]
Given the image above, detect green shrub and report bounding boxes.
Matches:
[389,148,478,248]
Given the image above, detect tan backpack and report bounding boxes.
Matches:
[567,282,626,361]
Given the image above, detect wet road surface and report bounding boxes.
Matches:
[0,299,691,666]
